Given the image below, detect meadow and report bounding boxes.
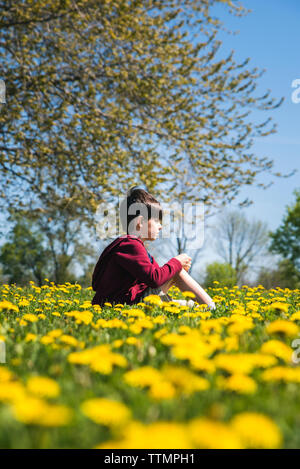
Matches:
[0,280,300,449]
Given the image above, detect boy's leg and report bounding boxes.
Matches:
[161,269,215,308]
[160,276,177,294]
[158,277,176,302]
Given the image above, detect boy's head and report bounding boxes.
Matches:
[120,186,163,241]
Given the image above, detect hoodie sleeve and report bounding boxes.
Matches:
[114,238,182,288]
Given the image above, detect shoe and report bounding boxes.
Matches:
[187,299,196,308]
[170,299,196,308]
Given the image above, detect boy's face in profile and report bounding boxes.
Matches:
[134,214,162,242]
[145,216,162,241]
[134,204,162,241]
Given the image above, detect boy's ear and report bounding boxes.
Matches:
[136,215,144,229]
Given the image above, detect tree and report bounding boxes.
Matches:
[0,0,295,232]
[256,259,300,290]
[10,200,99,285]
[269,189,300,276]
[212,209,270,284]
[76,261,96,288]
[204,261,237,288]
[0,216,52,286]
[0,264,7,284]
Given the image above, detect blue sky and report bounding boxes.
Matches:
[210,0,299,230]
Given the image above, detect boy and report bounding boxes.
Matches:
[92,186,216,310]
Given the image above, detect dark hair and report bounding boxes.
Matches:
[120,186,163,235]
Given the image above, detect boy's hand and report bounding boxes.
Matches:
[174,253,192,271]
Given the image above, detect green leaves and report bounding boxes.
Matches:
[269,189,300,274]
[0,0,291,228]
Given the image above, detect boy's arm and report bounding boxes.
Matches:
[114,238,182,288]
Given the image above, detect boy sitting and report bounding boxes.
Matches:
[91,186,216,310]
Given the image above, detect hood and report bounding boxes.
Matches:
[91,235,144,291]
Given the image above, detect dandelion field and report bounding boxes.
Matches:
[0,280,300,449]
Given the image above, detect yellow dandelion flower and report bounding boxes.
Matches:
[200,319,223,335]
[0,366,14,382]
[260,340,293,363]
[154,327,168,339]
[123,308,145,318]
[188,417,244,449]
[10,396,46,423]
[189,357,216,374]
[261,366,300,383]
[227,320,254,336]
[81,398,131,427]
[162,365,210,395]
[112,339,124,348]
[22,313,39,323]
[152,315,166,324]
[124,366,162,388]
[26,376,60,398]
[25,333,37,343]
[92,353,127,373]
[143,295,163,306]
[18,299,30,307]
[59,335,79,347]
[0,382,27,402]
[216,374,257,394]
[0,301,19,313]
[40,336,55,345]
[68,345,127,374]
[95,318,128,330]
[290,311,300,321]
[65,310,93,325]
[96,420,193,449]
[223,336,239,352]
[181,291,196,299]
[10,397,72,426]
[129,324,142,334]
[214,353,255,375]
[163,305,181,314]
[38,405,73,426]
[68,345,110,365]
[47,329,63,338]
[268,302,289,313]
[125,337,141,346]
[213,351,275,375]
[230,412,282,449]
[148,380,177,400]
[250,353,278,368]
[266,320,299,337]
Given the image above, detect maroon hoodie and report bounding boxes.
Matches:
[91,234,182,306]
